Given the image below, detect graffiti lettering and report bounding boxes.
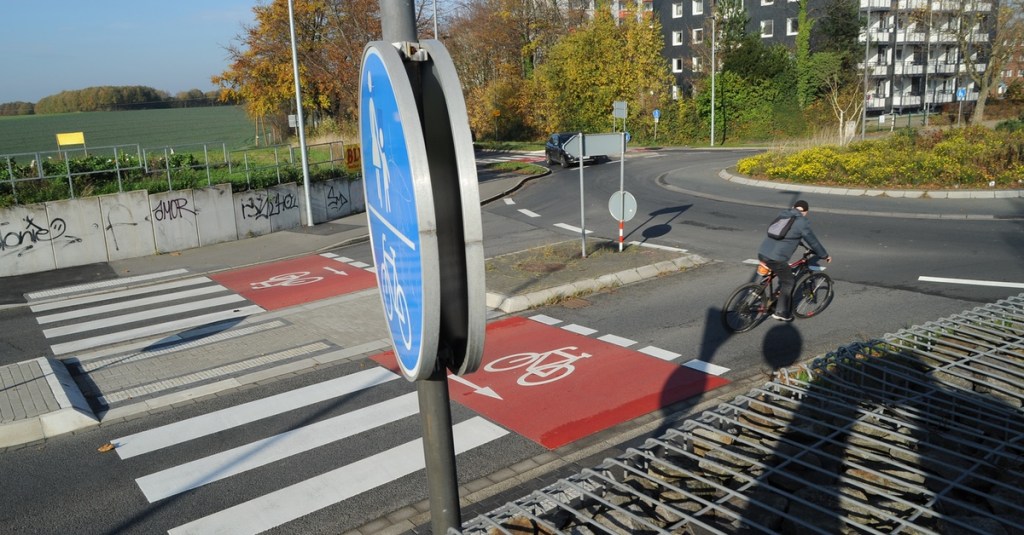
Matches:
[105,204,140,252]
[152,197,196,222]
[326,186,349,212]
[240,192,299,220]
[0,215,81,254]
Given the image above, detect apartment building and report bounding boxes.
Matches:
[655,0,996,114]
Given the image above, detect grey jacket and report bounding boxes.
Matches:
[757,208,828,262]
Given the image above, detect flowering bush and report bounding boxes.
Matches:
[735,126,1024,189]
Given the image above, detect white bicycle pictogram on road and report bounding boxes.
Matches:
[483,346,592,386]
[250,272,323,290]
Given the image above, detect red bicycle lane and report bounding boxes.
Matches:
[210,253,377,310]
[373,315,730,449]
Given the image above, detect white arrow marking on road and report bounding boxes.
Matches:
[918,276,1024,289]
[324,266,348,276]
[448,374,503,400]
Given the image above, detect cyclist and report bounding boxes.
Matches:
[758,200,832,322]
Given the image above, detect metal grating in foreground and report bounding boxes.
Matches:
[458,295,1024,534]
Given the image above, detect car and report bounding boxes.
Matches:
[545,132,604,168]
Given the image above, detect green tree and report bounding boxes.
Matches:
[795,0,813,108]
[533,7,672,139]
[810,0,861,66]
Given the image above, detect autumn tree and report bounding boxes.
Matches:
[445,0,580,140]
[214,0,381,142]
[533,7,672,139]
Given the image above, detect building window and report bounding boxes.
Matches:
[672,58,684,72]
[672,85,680,100]
[673,31,684,46]
[673,2,683,17]
[761,20,774,38]
[787,18,798,36]
[692,0,703,15]
[692,28,703,43]
[692,56,701,71]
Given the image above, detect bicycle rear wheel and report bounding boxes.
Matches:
[722,283,769,333]
[793,272,834,318]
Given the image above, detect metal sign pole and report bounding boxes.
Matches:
[618,133,625,252]
[376,2,460,533]
[579,132,586,258]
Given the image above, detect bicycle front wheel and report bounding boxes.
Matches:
[793,272,834,318]
[722,283,769,333]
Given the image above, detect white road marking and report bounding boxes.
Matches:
[35,284,227,324]
[528,314,562,325]
[42,294,250,337]
[682,359,730,376]
[25,269,191,301]
[503,198,516,205]
[49,305,265,356]
[918,276,1024,289]
[30,277,214,313]
[562,323,597,336]
[167,417,508,535]
[518,208,541,218]
[112,367,400,459]
[554,223,593,234]
[639,346,680,361]
[136,392,420,502]
[598,334,636,347]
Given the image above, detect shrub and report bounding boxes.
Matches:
[736,126,1024,189]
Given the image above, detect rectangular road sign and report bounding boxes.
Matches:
[612,100,627,119]
[562,133,622,159]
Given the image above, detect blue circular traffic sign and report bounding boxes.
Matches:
[360,43,440,381]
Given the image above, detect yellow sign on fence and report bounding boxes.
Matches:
[344,143,361,173]
[56,131,85,146]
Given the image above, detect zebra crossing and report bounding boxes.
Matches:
[108,365,510,534]
[29,270,264,357]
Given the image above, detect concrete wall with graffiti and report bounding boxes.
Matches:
[0,178,362,277]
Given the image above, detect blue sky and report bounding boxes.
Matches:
[1,1,258,103]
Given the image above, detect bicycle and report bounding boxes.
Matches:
[721,244,835,333]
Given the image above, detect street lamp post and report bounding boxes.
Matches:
[288,0,314,227]
[862,4,871,140]
[710,15,716,147]
[923,1,933,126]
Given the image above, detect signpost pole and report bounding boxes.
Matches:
[618,132,625,252]
[378,3,460,532]
[578,132,586,258]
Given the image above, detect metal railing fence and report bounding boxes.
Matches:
[1,140,359,205]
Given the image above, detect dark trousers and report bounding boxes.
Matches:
[762,258,794,317]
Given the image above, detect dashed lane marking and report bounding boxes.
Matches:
[918,275,1024,289]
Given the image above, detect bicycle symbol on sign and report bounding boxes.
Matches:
[250,272,323,290]
[377,234,413,351]
[483,346,592,386]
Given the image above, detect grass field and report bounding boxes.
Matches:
[0,106,257,155]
